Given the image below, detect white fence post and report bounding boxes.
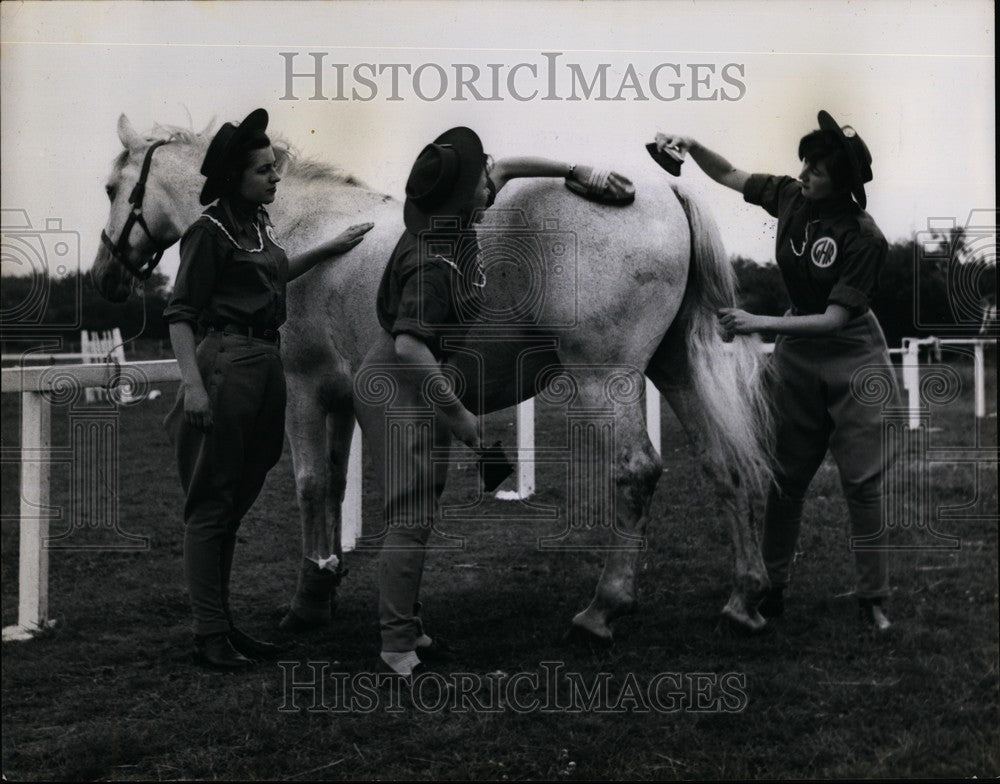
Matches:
[974,342,986,419]
[516,398,536,498]
[898,337,989,426]
[3,391,52,641]
[341,421,363,552]
[645,377,661,455]
[81,330,97,404]
[902,339,922,429]
[496,398,536,500]
[517,398,535,498]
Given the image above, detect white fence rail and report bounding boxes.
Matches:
[1,337,992,640]
[496,338,990,501]
[2,361,178,640]
[0,360,363,641]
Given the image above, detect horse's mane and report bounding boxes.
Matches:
[116,122,365,187]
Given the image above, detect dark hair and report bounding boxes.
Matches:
[221,129,272,197]
[797,129,853,191]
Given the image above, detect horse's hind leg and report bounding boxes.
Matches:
[649,371,769,632]
[567,368,663,644]
[281,381,351,629]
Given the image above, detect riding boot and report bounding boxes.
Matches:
[228,625,284,658]
[194,632,254,669]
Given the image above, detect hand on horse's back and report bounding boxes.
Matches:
[331,222,374,254]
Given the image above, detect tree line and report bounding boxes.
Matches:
[733,226,995,346]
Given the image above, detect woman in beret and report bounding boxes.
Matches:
[655,111,894,631]
[359,127,634,677]
[164,108,373,668]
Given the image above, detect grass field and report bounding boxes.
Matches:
[2,358,997,781]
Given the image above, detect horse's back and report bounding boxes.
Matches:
[481,176,690,339]
[453,176,693,412]
[282,175,694,414]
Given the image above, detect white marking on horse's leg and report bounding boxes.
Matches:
[570,373,662,642]
[284,379,338,625]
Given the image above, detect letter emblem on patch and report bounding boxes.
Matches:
[811,237,837,268]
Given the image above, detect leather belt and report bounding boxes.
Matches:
[220,323,280,342]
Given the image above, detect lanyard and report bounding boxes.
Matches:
[432,254,486,288]
[788,219,819,257]
[210,201,268,253]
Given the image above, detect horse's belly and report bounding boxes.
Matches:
[448,335,561,415]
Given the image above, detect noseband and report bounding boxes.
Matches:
[100,139,175,281]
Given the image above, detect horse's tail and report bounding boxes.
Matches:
[669,184,773,494]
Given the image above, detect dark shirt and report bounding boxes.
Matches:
[375,229,484,360]
[163,204,289,330]
[743,173,887,317]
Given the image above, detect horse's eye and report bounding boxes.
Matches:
[105,185,117,202]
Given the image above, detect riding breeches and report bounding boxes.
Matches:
[761,310,898,600]
[353,331,453,652]
[165,330,286,636]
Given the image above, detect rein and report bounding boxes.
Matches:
[99,139,175,280]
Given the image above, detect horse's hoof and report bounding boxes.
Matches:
[722,589,769,634]
[562,623,614,648]
[720,605,768,634]
[278,609,328,633]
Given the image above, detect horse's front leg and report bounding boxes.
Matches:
[320,405,358,612]
[660,383,769,632]
[568,369,663,644]
[280,375,347,630]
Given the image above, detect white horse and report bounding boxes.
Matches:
[93,115,773,641]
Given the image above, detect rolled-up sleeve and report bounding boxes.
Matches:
[163,224,223,325]
[744,173,799,219]
[827,232,886,316]
[390,263,452,345]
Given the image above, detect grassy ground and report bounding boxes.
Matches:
[2,360,997,781]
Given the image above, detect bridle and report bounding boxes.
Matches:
[100,139,176,280]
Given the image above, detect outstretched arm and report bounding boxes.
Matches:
[287,222,374,281]
[490,156,631,198]
[718,305,850,338]
[490,157,573,189]
[655,133,750,193]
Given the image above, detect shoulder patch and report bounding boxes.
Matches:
[811,236,838,268]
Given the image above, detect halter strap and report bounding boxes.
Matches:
[100,139,175,280]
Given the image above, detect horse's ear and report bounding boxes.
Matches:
[117,114,142,149]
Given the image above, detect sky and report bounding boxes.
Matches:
[1,0,995,284]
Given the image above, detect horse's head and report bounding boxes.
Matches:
[92,115,206,301]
